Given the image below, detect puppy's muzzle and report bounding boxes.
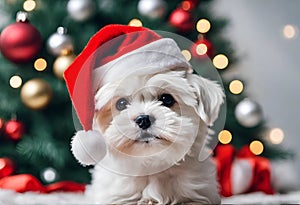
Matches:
[135,115,155,130]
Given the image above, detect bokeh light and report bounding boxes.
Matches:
[182,1,192,11]
[196,43,208,55]
[196,19,211,33]
[218,130,232,144]
[9,75,22,89]
[229,80,244,94]
[128,18,143,27]
[34,58,47,71]
[250,140,264,155]
[283,24,297,39]
[269,128,284,144]
[213,54,229,69]
[23,0,36,12]
[181,50,192,61]
[41,167,57,183]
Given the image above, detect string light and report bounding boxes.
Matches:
[283,24,297,39]
[196,19,211,33]
[213,54,229,69]
[9,75,22,88]
[229,80,244,94]
[181,50,192,61]
[269,128,284,144]
[128,18,143,27]
[23,0,36,12]
[249,140,264,155]
[196,43,208,55]
[218,130,232,144]
[34,58,47,71]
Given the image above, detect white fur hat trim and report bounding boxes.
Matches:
[71,130,107,166]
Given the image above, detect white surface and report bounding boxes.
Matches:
[222,191,300,204]
[213,0,300,173]
[0,189,299,204]
[0,190,89,205]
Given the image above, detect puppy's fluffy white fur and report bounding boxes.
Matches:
[86,70,224,204]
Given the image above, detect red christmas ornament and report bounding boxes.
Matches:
[0,12,42,64]
[190,38,215,59]
[0,158,14,178]
[4,119,25,141]
[169,8,194,32]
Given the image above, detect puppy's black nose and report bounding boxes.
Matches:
[135,115,151,130]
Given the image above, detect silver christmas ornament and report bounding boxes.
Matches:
[137,0,166,19]
[67,0,96,22]
[46,27,74,56]
[235,98,263,127]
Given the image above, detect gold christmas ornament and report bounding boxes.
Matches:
[20,78,53,110]
[53,51,76,79]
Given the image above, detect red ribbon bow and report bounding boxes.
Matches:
[214,144,275,197]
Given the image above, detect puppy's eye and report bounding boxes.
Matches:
[159,94,175,107]
[116,98,129,111]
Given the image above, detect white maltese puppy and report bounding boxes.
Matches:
[85,70,224,204]
[65,25,224,204]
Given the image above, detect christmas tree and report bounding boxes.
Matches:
[0,0,290,188]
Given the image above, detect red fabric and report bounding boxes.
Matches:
[214,144,235,197]
[64,24,161,131]
[214,144,274,197]
[0,174,85,193]
[45,181,85,193]
[0,158,14,178]
[237,146,274,195]
[0,174,45,193]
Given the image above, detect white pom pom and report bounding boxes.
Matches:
[71,130,107,166]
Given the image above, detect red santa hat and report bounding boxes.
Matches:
[64,24,191,165]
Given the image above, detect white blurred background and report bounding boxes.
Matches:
[214,0,300,174]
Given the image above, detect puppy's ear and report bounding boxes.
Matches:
[187,74,225,126]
